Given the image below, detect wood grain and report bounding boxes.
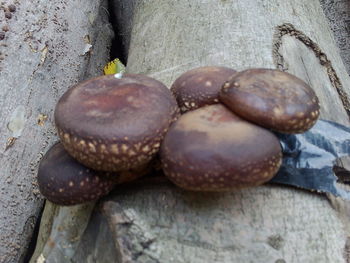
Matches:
[0,0,113,261]
[120,0,350,261]
[30,0,350,262]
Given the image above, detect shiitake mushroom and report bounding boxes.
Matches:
[160,104,282,191]
[55,74,179,172]
[171,66,236,113]
[220,68,320,133]
[48,67,320,195]
[37,143,148,205]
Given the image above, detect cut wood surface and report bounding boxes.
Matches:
[0,0,113,262]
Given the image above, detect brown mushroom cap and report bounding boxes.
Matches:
[55,74,179,172]
[37,143,119,206]
[219,68,320,133]
[160,104,282,191]
[171,66,236,113]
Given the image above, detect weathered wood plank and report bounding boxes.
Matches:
[0,0,113,261]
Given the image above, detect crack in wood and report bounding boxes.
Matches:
[344,237,350,263]
[273,23,350,119]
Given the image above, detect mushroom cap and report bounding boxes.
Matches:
[171,66,236,113]
[219,68,320,133]
[55,74,179,172]
[160,104,282,191]
[37,143,119,206]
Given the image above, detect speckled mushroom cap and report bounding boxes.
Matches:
[219,68,320,133]
[37,143,119,206]
[55,74,179,172]
[160,104,282,191]
[171,66,236,113]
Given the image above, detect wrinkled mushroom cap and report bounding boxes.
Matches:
[220,68,320,133]
[160,104,282,191]
[55,74,179,172]
[37,143,118,205]
[171,66,236,113]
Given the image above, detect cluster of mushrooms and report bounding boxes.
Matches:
[37,67,320,205]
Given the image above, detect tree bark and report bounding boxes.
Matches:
[320,0,350,75]
[31,0,350,262]
[117,0,350,262]
[0,0,113,262]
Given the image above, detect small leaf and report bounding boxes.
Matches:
[103,58,126,75]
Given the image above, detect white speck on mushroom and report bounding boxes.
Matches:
[121,144,128,153]
[88,142,96,153]
[111,144,119,154]
[205,81,212,87]
[142,145,150,153]
[273,107,284,117]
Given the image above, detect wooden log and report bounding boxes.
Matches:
[0,0,113,262]
[30,0,350,262]
[110,0,350,262]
